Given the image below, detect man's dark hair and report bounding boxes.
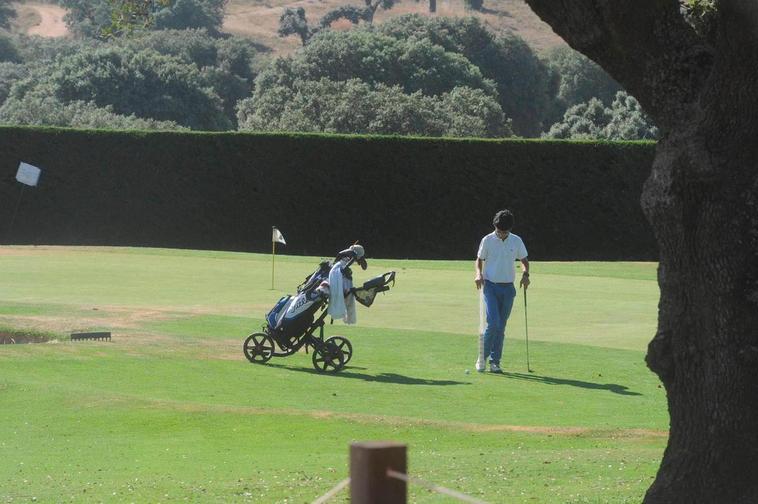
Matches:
[493,209,514,231]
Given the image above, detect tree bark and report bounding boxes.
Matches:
[525,1,758,502]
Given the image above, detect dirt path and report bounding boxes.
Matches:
[22,2,69,38]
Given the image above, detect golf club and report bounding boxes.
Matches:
[524,285,533,373]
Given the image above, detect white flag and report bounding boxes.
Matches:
[16,162,41,187]
[272,227,286,245]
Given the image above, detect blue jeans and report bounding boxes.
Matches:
[482,280,516,366]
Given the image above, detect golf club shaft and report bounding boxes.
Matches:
[524,287,531,371]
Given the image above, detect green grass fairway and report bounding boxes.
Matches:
[0,246,666,503]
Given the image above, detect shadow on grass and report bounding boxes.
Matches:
[268,363,470,386]
[499,371,642,396]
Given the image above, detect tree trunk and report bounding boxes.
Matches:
[641,64,758,504]
[364,2,378,23]
[524,1,758,501]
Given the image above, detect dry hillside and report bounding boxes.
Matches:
[11,0,566,55]
[224,0,566,54]
[10,2,68,37]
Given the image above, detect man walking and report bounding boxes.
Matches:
[474,209,529,373]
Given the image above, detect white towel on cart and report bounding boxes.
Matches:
[327,261,357,324]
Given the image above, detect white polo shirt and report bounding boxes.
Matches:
[477,231,528,283]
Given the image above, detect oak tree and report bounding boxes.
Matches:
[526,1,758,501]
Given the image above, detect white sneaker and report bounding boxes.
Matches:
[475,358,485,372]
[490,363,503,373]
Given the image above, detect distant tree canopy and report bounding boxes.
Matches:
[113,30,259,120]
[289,29,496,96]
[9,35,96,63]
[244,24,514,137]
[60,0,227,38]
[377,15,556,136]
[544,46,621,107]
[278,4,388,47]
[543,91,659,141]
[0,31,258,130]
[0,94,184,130]
[0,0,16,30]
[542,46,622,124]
[262,15,558,137]
[540,47,657,141]
[0,10,632,138]
[278,7,311,46]
[153,0,227,34]
[0,62,27,104]
[3,46,230,129]
[318,6,368,29]
[237,77,510,137]
[0,33,20,63]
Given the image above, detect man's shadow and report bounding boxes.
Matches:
[268,363,470,386]
[498,371,642,396]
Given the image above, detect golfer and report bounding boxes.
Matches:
[474,209,529,373]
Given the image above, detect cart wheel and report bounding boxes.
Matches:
[243,332,275,364]
[312,341,345,373]
[326,336,353,365]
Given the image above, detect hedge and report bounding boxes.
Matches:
[0,127,657,260]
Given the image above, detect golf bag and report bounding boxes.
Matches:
[243,245,396,372]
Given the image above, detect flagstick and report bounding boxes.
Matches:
[6,185,25,243]
[271,240,276,290]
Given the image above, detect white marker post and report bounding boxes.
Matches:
[7,162,42,241]
[271,226,286,289]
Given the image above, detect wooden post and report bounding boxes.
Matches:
[350,441,407,504]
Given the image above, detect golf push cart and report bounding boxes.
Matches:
[243,244,396,373]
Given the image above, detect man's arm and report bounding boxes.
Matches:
[519,258,530,290]
[475,258,485,290]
